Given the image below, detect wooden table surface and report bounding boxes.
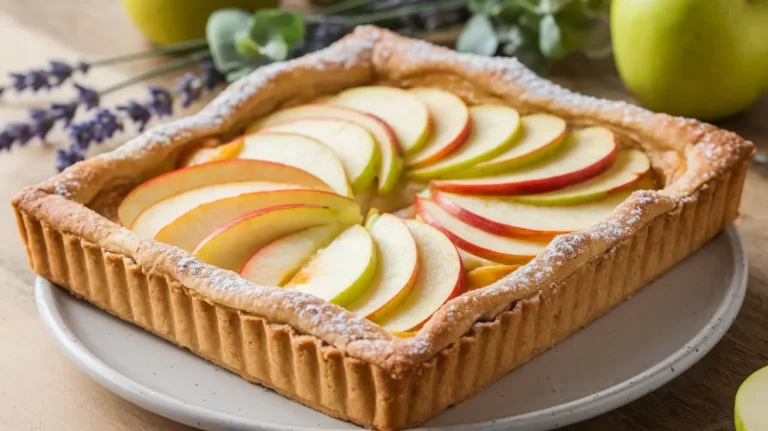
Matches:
[1,2,766,430]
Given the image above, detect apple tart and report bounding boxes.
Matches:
[13,27,753,430]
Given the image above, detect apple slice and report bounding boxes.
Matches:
[408,105,521,180]
[118,159,332,227]
[240,224,346,286]
[512,149,651,205]
[433,190,629,239]
[131,181,302,238]
[414,197,547,264]
[247,103,403,194]
[466,265,520,291]
[193,204,340,272]
[406,88,471,168]
[260,119,380,194]
[374,219,463,333]
[457,114,566,177]
[155,189,360,252]
[458,249,501,270]
[286,224,377,307]
[346,214,419,320]
[239,132,352,197]
[431,127,617,195]
[331,86,431,156]
[177,139,244,167]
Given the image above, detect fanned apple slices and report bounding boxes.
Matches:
[119,85,659,335]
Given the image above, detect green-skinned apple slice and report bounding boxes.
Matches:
[331,86,431,156]
[432,190,630,239]
[247,103,403,194]
[239,132,352,197]
[155,189,360,252]
[374,219,463,333]
[414,197,547,264]
[193,205,340,272]
[347,214,419,320]
[406,88,471,168]
[286,224,376,307]
[457,114,566,177]
[259,118,380,195]
[408,105,521,180]
[240,224,346,286]
[431,127,617,195]
[117,159,332,227]
[131,181,302,239]
[512,149,651,205]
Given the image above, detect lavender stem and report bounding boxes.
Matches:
[98,50,212,96]
[88,38,209,67]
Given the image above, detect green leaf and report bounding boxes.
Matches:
[538,14,566,59]
[469,0,502,15]
[537,0,572,14]
[498,25,526,54]
[249,10,305,51]
[206,9,253,73]
[226,66,257,83]
[457,15,499,56]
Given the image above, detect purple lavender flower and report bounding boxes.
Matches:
[147,86,173,117]
[117,101,152,131]
[92,109,124,142]
[56,147,84,172]
[7,123,33,145]
[200,61,226,91]
[68,121,96,151]
[176,73,203,108]
[49,60,75,85]
[51,102,79,126]
[0,86,5,97]
[74,83,100,109]
[76,61,90,74]
[10,73,27,92]
[0,130,13,151]
[29,109,57,140]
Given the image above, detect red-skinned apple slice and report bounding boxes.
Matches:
[155,189,360,252]
[406,88,471,168]
[240,224,346,286]
[457,114,567,177]
[374,219,463,333]
[240,132,352,197]
[331,86,431,156]
[433,190,630,239]
[193,204,340,272]
[259,118,380,194]
[408,105,521,180]
[414,197,547,264]
[131,181,302,239]
[512,149,651,205]
[346,213,419,320]
[431,127,617,195]
[247,103,403,194]
[118,159,332,227]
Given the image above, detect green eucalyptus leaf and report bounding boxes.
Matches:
[206,9,253,72]
[539,14,566,59]
[498,25,526,54]
[537,0,572,14]
[457,14,499,56]
[249,10,305,50]
[226,66,257,83]
[469,0,502,15]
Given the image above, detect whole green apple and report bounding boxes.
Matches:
[611,0,768,120]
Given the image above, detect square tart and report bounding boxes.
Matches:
[13,26,754,430]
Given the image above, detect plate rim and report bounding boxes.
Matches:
[35,226,748,431]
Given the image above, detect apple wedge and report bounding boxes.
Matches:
[247,103,403,194]
[240,224,346,286]
[433,190,629,239]
[155,189,360,252]
[260,119,380,194]
[131,181,302,238]
[458,249,501,270]
[512,149,651,205]
[466,265,520,291]
[408,105,521,180]
[331,86,431,156]
[346,214,419,320]
[406,88,471,168]
[286,224,376,307]
[118,159,332,227]
[431,127,617,195]
[177,139,244,167]
[457,114,566,177]
[374,219,463,333]
[193,204,340,272]
[239,132,352,197]
[414,197,547,264]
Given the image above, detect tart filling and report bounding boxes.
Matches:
[118,85,658,333]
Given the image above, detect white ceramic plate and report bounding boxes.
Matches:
[36,226,747,431]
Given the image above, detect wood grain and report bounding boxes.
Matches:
[0,2,765,430]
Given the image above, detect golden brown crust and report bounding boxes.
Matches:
[12,26,754,429]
